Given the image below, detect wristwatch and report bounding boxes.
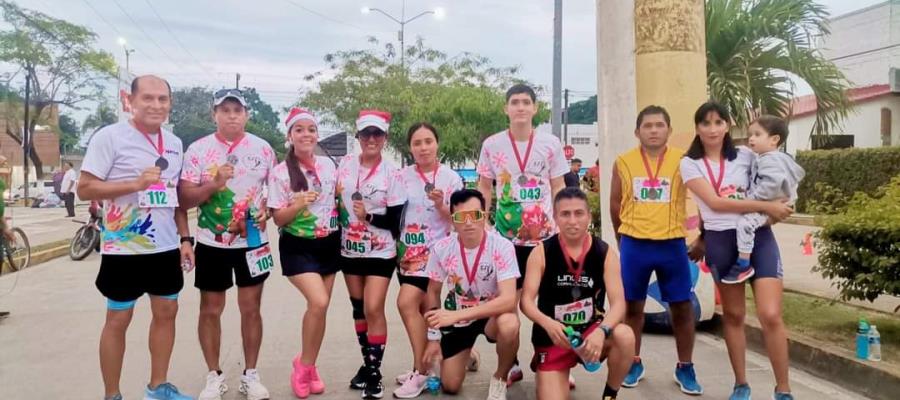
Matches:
[180,236,195,246]
[600,324,614,338]
[427,328,442,341]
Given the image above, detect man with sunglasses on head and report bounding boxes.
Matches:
[422,189,520,400]
[178,88,277,400]
[476,83,568,385]
[78,75,193,400]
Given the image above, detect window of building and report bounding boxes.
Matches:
[571,137,591,145]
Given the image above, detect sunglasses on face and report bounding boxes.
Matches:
[451,210,485,224]
[356,131,387,141]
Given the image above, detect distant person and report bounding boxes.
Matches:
[563,158,582,188]
[61,162,77,217]
[583,160,600,193]
[51,167,63,196]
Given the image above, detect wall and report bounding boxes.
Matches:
[786,96,900,154]
[820,1,900,86]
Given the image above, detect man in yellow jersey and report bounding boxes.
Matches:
[609,105,702,395]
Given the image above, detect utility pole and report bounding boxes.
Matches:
[235,73,241,89]
[563,88,569,145]
[551,0,563,138]
[23,69,30,205]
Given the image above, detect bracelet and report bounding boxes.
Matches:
[600,324,613,338]
[427,328,442,341]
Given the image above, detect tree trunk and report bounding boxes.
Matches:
[28,105,45,179]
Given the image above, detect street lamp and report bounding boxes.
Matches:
[116,37,134,73]
[361,1,445,69]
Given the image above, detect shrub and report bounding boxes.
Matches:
[796,146,900,213]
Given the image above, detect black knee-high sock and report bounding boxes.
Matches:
[603,384,619,399]
[351,298,368,364]
[367,334,387,372]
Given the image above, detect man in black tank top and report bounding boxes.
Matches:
[521,188,635,400]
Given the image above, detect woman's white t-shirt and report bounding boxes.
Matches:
[679,146,754,232]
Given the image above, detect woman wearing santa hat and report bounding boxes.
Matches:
[336,109,407,399]
[392,122,465,398]
[267,107,340,398]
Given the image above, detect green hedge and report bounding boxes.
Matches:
[813,176,900,302]
[796,147,900,213]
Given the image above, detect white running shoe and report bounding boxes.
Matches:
[395,370,414,385]
[486,376,507,400]
[239,369,270,400]
[198,371,227,400]
[392,371,428,398]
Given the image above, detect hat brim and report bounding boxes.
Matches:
[214,95,248,107]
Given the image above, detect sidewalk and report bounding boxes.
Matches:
[0,233,870,399]
[4,204,86,247]
[774,223,900,314]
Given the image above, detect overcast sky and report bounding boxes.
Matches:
[7,0,888,115]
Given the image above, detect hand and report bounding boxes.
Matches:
[423,341,442,366]
[2,228,14,243]
[291,191,319,209]
[424,309,458,329]
[581,328,607,363]
[179,241,195,272]
[214,164,234,188]
[541,319,571,349]
[134,167,161,191]
[765,200,793,222]
[254,209,268,232]
[352,200,367,221]
[427,188,444,204]
[688,237,705,262]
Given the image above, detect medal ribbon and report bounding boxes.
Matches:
[702,156,726,196]
[415,163,440,188]
[640,147,667,186]
[507,130,535,178]
[459,234,487,287]
[559,235,591,282]
[356,156,383,192]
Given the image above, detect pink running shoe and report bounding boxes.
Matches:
[292,358,311,398]
[309,365,325,394]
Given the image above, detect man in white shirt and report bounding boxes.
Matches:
[61,162,77,217]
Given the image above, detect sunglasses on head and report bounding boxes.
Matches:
[451,210,485,223]
[214,88,243,99]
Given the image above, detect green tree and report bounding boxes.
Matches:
[706,0,851,135]
[81,102,117,135]
[0,1,115,177]
[299,39,549,166]
[57,113,79,154]
[566,95,597,124]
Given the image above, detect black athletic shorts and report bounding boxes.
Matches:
[279,231,340,277]
[440,318,496,359]
[341,256,396,278]
[96,249,183,302]
[397,272,430,292]
[514,245,534,289]
[194,242,270,291]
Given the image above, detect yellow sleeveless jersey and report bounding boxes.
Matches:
[615,146,686,240]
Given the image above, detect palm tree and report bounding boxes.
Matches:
[706,0,851,135]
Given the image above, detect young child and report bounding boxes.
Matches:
[722,115,805,284]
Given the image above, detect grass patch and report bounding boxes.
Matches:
[746,290,900,367]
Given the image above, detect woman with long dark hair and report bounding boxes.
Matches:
[392,122,464,398]
[679,102,794,400]
[337,110,407,399]
[268,107,339,398]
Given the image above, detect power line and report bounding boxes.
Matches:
[79,0,123,37]
[280,0,375,33]
[108,0,185,71]
[141,0,213,75]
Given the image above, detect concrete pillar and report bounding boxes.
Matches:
[596,0,637,242]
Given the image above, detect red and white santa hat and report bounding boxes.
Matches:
[284,107,318,130]
[356,109,391,133]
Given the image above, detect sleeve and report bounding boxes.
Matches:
[80,129,115,180]
[426,244,447,283]
[179,142,202,184]
[494,237,521,281]
[548,138,569,179]
[263,143,277,180]
[679,157,705,183]
[267,166,291,209]
[370,204,404,238]
[476,140,495,179]
[386,168,407,207]
[446,171,464,207]
[749,156,787,201]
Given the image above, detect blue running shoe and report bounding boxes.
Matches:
[144,382,193,400]
[729,383,751,400]
[622,358,644,388]
[104,395,123,400]
[673,362,703,395]
[721,262,755,284]
[773,392,795,400]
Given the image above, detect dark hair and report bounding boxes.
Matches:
[571,158,582,164]
[685,101,738,161]
[131,75,172,97]
[505,84,536,103]
[450,189,486,213]
[752,114,789,146]
[406,122,439,145]
[554,187,589,208]
[635,105,671,130]
[285,147,309,192]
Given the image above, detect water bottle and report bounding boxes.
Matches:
[856,317,870,360]
[868,325,882,362]
[245,207,261,247]
[426,358,441,394]
[564,326,602,372]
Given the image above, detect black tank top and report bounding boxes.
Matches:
[531,234,609,347]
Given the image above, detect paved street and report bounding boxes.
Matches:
[0,229,870,400]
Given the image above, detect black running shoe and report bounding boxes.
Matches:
[350,365,367,390]
[362,369,384,399]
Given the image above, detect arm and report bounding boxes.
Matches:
[598,247,625,328]
[683,178,788,217]
[477,176,494,216]
[457,278,518,321]
[425,279,443,312]
[609,163,623,242]
[178,177,227,209]
[550,176,565,200]
[368,203,404,238]
[77,171,152,201]
[749,158,788,201]
[175,206,195,271]
[519,243,546,323]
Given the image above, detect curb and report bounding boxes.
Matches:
[709,312,900,400]
[784,214,818,226]
[1,239,71,275]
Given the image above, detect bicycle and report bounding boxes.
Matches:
[1,221,31,272]
[69,200,102,260]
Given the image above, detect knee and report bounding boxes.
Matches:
[364,302,385,321]
[306,295,330,317]
[200,301,225,319]
[625,302,644,318]
[153,301,178,321]
[441,379,462,394]
[722,307,745,326]
[496,313,520,339]
[104,311,133,331]
[612,324,635,350]
[237,297,262,319]
[756,307,784,329]
[397,297,420,318]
